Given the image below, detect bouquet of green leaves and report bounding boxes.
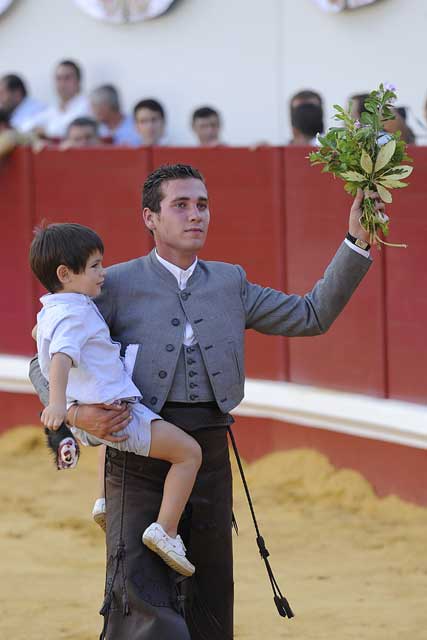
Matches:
[309,83,413,247]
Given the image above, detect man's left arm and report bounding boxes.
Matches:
[241,189,384,336]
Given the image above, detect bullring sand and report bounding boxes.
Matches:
[0,426,426,640]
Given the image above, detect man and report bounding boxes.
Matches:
[21,60,90,138]
[90,84,141,146]
[133,98,168,146]
[290,88,323,111]
[191,106,223,147]
[0,74,44,131]
[30,163,383,639]
[60,117,101,149]
[289,89,324,145]
[289,102,324,146]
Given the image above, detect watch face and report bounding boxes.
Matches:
[74,0,178,23]
[355,238,369,250]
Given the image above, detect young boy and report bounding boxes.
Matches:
[29,222,202,577]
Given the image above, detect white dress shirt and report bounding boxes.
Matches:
[20,93,90,137]
[10,96,45,131]
[155,251,198,346]
[37,292,141,407]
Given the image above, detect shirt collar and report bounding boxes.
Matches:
[40,292,91,307]
[154,250,198,288]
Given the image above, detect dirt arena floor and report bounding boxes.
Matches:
[1,426,426,640]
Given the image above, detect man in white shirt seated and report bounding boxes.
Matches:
[21,60,90,139]
[133,98,169,146]
[90,84,141,146]
[0,74,45,131]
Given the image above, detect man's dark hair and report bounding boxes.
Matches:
[57,59,82,82]
[29,222,104,293]
[192,106,220,123]
[1,74,27,98]
[291,103,324,137]
[349,93,369,119]
[290,89,323,107]
[142,164,205,212]
[133,99,165,120]
[66,117,99,137]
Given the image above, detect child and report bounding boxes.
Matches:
[29,222,202,577]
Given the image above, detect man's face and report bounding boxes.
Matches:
[0,80,19,113]
[90,99,110,124]
[193,115,221,146]
[55,65,80,102]
[66,124,99,147]
[144,178,210,257]
[135,108,165,145]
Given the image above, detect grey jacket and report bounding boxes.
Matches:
[29,243,371,413]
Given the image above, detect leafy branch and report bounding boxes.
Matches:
[309,84,413,248]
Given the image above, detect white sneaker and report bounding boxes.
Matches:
[92,498,106,532]
[142,522,195,577]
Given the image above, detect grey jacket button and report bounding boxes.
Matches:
[187,358,195,365]
[150,396,158,405]
[171,318,180,326]
[181,291,190,300]
[186,346,194,353]
[189,382,198,389]
[189,370,197,377]
[158,371,167,379]
[166,344,174,352]
[190,394,199,401]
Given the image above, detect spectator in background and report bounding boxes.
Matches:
[289,103,324,145]
[21,60,90,138]
[0,74,45,131]
[90,84,140,146]
[290,89,323,111]
[133,99,168,146]
[60,117,100,149]
[349,92,415,144]
[191,106,223,147]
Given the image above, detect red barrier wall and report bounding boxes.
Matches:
[1,146,426,404]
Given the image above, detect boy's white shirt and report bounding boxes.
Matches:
[37,292,141,408]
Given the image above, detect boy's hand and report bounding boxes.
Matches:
[41,403,67,430]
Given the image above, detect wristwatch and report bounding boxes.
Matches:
[346,232,371,251]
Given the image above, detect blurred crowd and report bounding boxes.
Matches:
[0,58,423,159]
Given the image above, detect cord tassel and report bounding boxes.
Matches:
[227,426,295,620]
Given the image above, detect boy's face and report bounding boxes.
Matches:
[61,251,105,297]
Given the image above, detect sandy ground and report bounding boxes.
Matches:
[1,426,426,640]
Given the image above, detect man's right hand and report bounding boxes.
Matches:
[67,403,131,442]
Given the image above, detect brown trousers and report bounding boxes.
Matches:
[102,405,234,640]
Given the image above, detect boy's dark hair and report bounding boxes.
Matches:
[192,106,220,123]
[291,103,324,137]
[29,222,104,293]
[142,164,205,213]
[57,59,82,82]
[133,98,165,121]
[2,74,27,98]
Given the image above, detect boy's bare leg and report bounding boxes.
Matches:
[149,419,202,537]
